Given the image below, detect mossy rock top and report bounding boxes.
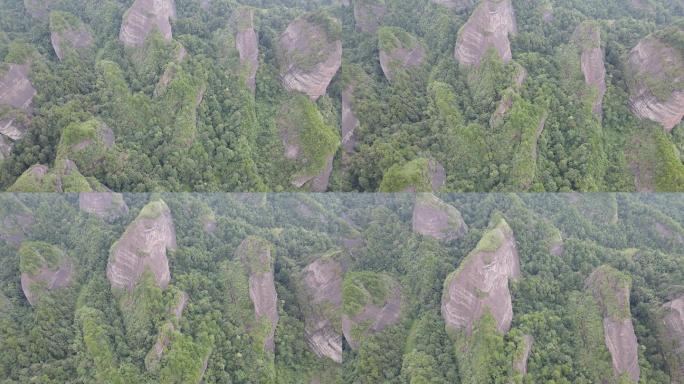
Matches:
[342,271,394,316]
[19,241,65,276]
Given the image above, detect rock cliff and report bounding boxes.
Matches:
[585,265,640,382]
[379,158,445,192]
[119,0,176,47]
[236,236,279,353]
[378,27,426,82]
[353,0,386,33]
[235,8,259,91]
[0,63,36,144]
[627,28,684,131]
[514,334,534,376]
[412,194,468,241]
[49,11,93,61]
[341,85,359,155]
[106,200,176,292]
[79,191,129,221]
[19,241,72,306]
[441,217,521,334]
[278,13,342,100]
[573,21,606,119]
[454,0,517,67]
[661,296,684,382]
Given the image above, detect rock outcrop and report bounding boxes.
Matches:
[119,0,176,47]
[302,256,345,363]
[19,241,72,306]
[106,200,176,292]
[662,296,684,382]
[0,63,36,144]
[341,272,402,350]
[49,12,93,61]
[585,265,640,382]
[56,119,115,173]
[430,0,473,10]
[627,29,684,131]
[353,0,386,33]
[441,217,521,334]
[514,334,534,376]
[412,194,468,241]
[378,27,426,82]
[278,13,342,100]
[0,195,32,247]
[235,8,259,91]
[8,159,107,193]
[573,21,606,119]
[379,158,445,192]
[236,236,279,353]
[79,191,129,221]
[341,85,359,155]
[454,0,517,67]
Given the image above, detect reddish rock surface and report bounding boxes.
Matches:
[235,8,259,91]
[662,296,684,382]
[79,192,129,221]
[0,64,36,142]
[353,0,386,33]
[573,22,606,119]
[412,193,468,241]
[119,0,176,47]
[454,0,517,67]
[341,85,359,155]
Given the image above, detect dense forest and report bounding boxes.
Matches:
[0,0,683,192]
[0,192,683,383]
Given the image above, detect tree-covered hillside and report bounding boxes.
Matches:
[0,0,683,192]
[0,192,683,383]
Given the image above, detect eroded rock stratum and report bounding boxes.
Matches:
[662,295,684,382]
[378,27,426,82]
[454,0,517,67]
[107,200,177,292]
[441,216,520,334]
[119,0,176,47]
[0,63,36,145]
[572,21,606,119]
[412,193,468,241]
[235,7,258,91]
[49,11,93,61]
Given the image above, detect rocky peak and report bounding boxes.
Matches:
[302,255,345,363]
[0,195,33,248]
[662,296,684,382]
[627,27,684,131]
[341,271,402,350]
[353,0,386,34]
[234,7,259,91]
[19,241,72,306]
[119,0,177,47]
[378,27,426,82]
[235,236,279,353]
[106,200,176,292]
[573,21,606,119]
[379,158,446,192]
[441,217,521,334]
[79,191,129,221]
[278,12,342,100]
[0,63,36,143]
[49,11,93,61]
[454,0,517,67]
[412,193,468,241]
[585,265,640,382]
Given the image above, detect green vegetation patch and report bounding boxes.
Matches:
[379,158,431,192]
[378,26,417,53]
[138,199,169,220]
[304,10,342,42]
[19,241,65,276]
[342,271,393,316]
[472,218,510,254]
[586,265,632,320]
[49,11,83,34]
[237,236,274,274]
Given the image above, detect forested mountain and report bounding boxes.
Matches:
[0,0,683,192]
[0,192,683,383]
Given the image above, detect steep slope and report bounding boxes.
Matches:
[662,296,684,382]
[572,21,606,119]
[342,271,402,349]
[412,193,468,241]
[49,11,93,61]
[7,159,105,193]
[441,216,521,334]
[585,265,640,382]
[302,255,345,363]
[627,26,684,131]
[454,0,517,67]
[106,200,176,292]
[235,8,259,91]
[119,0,176,47]
[353,0,386,33]
[0,63,36,143]
[378,27,426,82]
[79,191,129,221]
[278,12,342,100]
[341,84,359,155]
[514,334,534,376]
[236,236,279,353]
[56,118,115,174]
[0,195,32,247]
[19,241,72,306]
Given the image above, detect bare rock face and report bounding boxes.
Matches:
[79,192,129,221]
[341,85,359,155]
[628,31,684,132]
[412,194,468,241]
[279,13,342,100]
[236,236,279,353]
[353,0,386,34]
[585,265,640,382]
[0,195,33,248]
[235,8,259,91]
[514,334,534,376]
[662,296,684,382]
[50,12,93,61]
[430,0,473,10]
[454,0,517,67]
[378,27,426,82]
[119,0,177,47]
[0,134,10,159]
[573,22,606,119]
[341,272,402,350]
[19,241,72,306]
[0,64,36,142]
[302,256,345,363]
[442,217,521,334]
[107,200,176,292]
